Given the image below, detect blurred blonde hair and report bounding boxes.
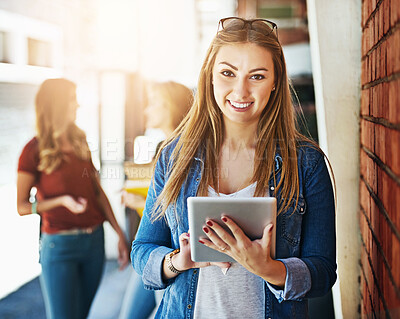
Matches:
[152,19,322,220]
[35,78,90,174]
[147,81,193,129]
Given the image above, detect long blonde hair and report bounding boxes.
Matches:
[35,78,90,174]
[152,19,319,220]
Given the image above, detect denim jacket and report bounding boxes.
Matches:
[131,139,336,319]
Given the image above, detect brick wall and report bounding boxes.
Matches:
[360,0,400,318]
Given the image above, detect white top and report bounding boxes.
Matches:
[193,183,265,319]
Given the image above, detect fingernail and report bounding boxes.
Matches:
[203,226,209,233]
[199,240,205,244]
[206,220,213,227]
[221,217,228,223]
[187,233,190,237]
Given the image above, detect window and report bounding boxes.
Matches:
[257,1,306,29]
[0,32,5,63]
[27,38,52,67]
[258,5,295,19]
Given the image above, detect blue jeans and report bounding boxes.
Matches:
[119,269,157,319]
[39,226,105,319]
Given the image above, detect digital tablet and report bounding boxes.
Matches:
[188,197,276,263]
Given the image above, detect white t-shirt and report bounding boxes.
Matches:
[193,183,265,319]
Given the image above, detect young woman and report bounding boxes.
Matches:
[131,17,336,318]
[17,78,130,319]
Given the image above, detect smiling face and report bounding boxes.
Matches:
[212,42,275,127]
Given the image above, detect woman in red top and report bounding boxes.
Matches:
[17,78,130,319]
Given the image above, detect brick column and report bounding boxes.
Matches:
[360,1,400,317]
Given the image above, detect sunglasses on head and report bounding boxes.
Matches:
[217,17,278,39]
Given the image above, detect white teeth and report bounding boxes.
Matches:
[230,101,252,108]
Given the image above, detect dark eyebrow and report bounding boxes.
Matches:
[249,67,269,73]
[219,62,238,70]
[219,62,269,73]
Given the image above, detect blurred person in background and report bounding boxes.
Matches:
[119,81,193,319]
[121,81,193,212]
[131,17,336,318]
[16,78,130,319]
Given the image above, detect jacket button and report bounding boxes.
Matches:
[193,270,198,274]
[270,186,275,191]
[187,304,192,309]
